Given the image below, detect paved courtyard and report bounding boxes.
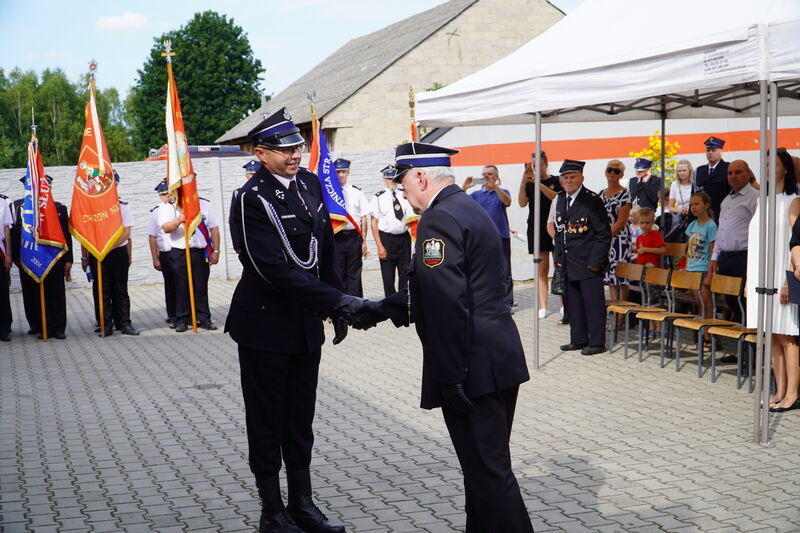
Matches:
[2,270,800,532]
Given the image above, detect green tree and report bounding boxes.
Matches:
[127,11,264,155]
[35,69,83,166]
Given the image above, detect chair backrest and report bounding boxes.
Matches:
[664,243,688,258]
[643,267,671,288]
[618,262,645,283]
[669,270,704,291]
[711,274,744,296]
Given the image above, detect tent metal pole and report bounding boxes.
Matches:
[660,103,667,230]
[760,81,779,446]
[753,80,768,443]
[533,112,542,371]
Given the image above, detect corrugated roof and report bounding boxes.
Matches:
[215,0,478,144]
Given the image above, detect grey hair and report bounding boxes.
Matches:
[421,166,456,183]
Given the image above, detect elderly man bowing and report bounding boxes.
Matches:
[363,142,533,532]
[553,160,612,356]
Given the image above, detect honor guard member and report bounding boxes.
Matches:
[370,165,412,297]
[0,192,11,341]
[147,179,176,327]
[231,159,263,254]
[10,175,73,339]
[197,196,221,328]
[333,158,369,297]
[84,170,139,337]
[157,191,218,332]
[694,136,730,223]
[225,107,366,533]
[366,142,533,532]
[553,160,612,356]
[628,157,661,211]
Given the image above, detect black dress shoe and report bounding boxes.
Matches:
[93,326,101,333]
[581,345,607,356]
[770,399,800,413]
[560,343,587,351]
[27,329,38,335]
[168,322,176,329]
[259,508,305,533]
[53,333,66,340]
[175,323,188,333]
[287,495,345,533]
[165,317,174,324]
[0,333,10,342]
[120,325,140,336]
[99,329,113,337]
[198,322,218,331]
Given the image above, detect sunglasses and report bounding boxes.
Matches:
[606,167,622,175]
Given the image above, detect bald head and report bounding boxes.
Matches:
[727,160,753,192]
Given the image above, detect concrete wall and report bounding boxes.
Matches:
[0,151,395,293]
[325,0,563,151]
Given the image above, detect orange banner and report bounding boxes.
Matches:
[165,62,201,236]
[69,80,123,260]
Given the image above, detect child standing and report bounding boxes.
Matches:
[685,192,718,349]
[633,207,665,267]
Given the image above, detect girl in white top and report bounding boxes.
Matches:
[668,159,693,227]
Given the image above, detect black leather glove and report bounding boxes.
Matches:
[440,383,473,416]
[331,294,366,323]
[332,317,348,345]
[352,300,389,330]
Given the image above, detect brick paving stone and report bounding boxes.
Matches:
[3,275,800,532]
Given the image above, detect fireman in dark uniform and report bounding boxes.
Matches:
[694,136,730,223]
[363,142,534,533]
[552,160,612,356]
[226,107,368,533]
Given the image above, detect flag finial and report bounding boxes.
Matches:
[88,59,97,79]
[307,90,316,104]
[162,40,175,63]
[31,107,37,135]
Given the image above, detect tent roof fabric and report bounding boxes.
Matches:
[216,0,478,144]
[416,0,800,126]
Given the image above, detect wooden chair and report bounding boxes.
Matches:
[607,267,671,359]
[635,270,705,366]
[663,242,688,269]
[705,283,755,386]
[605,262,644,307]
[672,274,744,378]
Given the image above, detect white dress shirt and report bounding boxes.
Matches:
[341,184,368,230]
[157,200,218,250]
[147,204,171,252]
[0,196,12,256]
[370,187,412,234]
[711,183,759,260]
[116,202,135,248]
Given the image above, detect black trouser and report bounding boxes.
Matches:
[89,246,132,330]
[238,346,320,479]
[717,250,747,323]
[19,264,67,336]
[442,386,533,533]
[0,260,12,335]
[169,248,210,326]
[501,238,513,307]
[565,274,606,347]
[379,231,411,297]
[334,230,363,297]
[159,251,177,322]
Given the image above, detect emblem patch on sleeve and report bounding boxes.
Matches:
[422,238,445,267]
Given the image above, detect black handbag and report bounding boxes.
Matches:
[665,214,689,243]
[551,266,565,295]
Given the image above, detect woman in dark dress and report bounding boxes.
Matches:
[518,151,563,319]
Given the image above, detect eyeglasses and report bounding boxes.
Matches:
[269,144,306,155]
[606,167,622,175]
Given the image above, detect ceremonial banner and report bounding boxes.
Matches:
[409,85,419,142]
[308,111,361,235]
[165,61,201,237]
[69,80,123,260]
[404,213,420,241]
[21,136,67,282]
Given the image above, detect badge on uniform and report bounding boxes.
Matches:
[422,238,445,268]
[275,189,285,200]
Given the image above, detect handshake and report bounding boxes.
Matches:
[329,295,390,344]
[332,295,389,330]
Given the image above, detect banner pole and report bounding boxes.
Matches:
[39,281,47,342]
[98,260,106,336]
[185,232,197,333]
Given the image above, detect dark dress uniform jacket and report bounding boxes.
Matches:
[383,184,530,409]
[695,160,730,221]
[553,187,611,281]
[225,167,343,353]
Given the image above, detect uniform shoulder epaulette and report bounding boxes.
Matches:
[298,167,317,179]
[199,197,209,202]
[588,190,597,197]
[352,185,361,190]
[0,193,7,200]
[120,200,128,205]
[150,205,159,212]
[375,190,386,197]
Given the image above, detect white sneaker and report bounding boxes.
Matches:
[538,308,547,319]
[559,306,565,318]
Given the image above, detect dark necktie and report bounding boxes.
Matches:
[567,195,573,209]
[288,180,310,217]
[392,191,404,222]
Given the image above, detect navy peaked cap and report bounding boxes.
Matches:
[704,136,725,149]
[247,107,304,148]
[634,157,652,170]
[334,158,351,170]
[559,159,585,175]
[392,142,460,182]
[243,159,261,171]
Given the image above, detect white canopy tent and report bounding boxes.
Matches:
[416,0,800,445]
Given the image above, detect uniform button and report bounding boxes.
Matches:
[260,305,266,310]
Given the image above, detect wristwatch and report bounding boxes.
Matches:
[213,249,220,254]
